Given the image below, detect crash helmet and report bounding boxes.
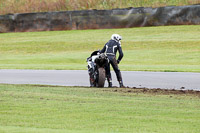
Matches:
[111,34,122,42]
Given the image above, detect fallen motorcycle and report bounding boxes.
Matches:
[87,51,108,87]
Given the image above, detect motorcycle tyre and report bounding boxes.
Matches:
[97,67,106,87]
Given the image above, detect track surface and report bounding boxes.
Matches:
[0,69,200,90]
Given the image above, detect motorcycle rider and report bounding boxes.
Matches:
[99,34,124,88]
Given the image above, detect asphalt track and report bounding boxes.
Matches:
[0,69,200,90]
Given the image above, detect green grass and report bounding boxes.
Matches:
[0,25,200,72]
[0,84,200,133]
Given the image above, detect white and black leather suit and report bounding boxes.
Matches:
[100,39,124,83]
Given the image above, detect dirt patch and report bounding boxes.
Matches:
[2,84,200,97]
[104,87,200,98]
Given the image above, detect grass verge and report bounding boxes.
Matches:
[1,0,200,15]
[0,84,200,133]
[0,25,200,72]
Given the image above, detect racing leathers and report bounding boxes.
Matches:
[100,39,124,87]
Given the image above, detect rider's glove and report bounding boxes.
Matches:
[97,49,101,55]
[117,60,120,64]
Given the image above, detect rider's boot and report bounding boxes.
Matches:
[107,78,112,87]
[108,81,112,87]
[119,80,125,88]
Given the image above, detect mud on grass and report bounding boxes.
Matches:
[5,84,200,97]
[103,87,200,98]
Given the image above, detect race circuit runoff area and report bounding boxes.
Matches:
[0,69,200,91]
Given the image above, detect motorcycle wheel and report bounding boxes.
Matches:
[97,67,106,87]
